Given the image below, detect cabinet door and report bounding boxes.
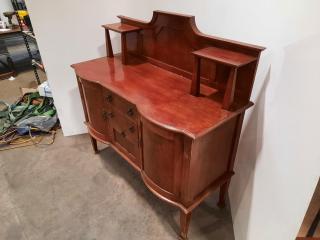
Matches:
[141,117,185,200]
[80,79,110,142]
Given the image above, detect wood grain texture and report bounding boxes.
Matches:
[72,11,265,240]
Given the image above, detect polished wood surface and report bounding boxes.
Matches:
[192,47,256,67]
[103,23,141,33]
[72,56,251,138]
[103,22,141,65]
[72,11,264,239]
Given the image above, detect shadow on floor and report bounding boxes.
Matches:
[95,143,235,240]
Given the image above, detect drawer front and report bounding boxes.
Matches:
[109,110,138,144]
[102,88,141,167]
[112,128,140,160]
[103,89,138,122]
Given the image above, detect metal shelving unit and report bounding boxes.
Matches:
[12,0,45,85]
[11,0,27,10]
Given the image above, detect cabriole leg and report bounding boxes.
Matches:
[179,210,192,240]
[90,136,98,154]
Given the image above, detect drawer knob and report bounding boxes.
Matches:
[127,108,134,117]
[102,111,114,119]
[120,131,126,137]
[129,126,135,133]
[106,94,113,102]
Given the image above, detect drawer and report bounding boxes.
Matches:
[109,109,138,144]
[103,89,138,122]
[112,128,140,161]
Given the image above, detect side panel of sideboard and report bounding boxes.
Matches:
[187,116,239,203]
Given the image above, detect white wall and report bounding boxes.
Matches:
[26,0,154,136]
[26,1,320,240]
[0,0,13,21]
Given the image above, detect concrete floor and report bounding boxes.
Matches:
[0,131,235,240]
[0,70,47,104]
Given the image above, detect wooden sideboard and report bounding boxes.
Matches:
[72,11,265,240]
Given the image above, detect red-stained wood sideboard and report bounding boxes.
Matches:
[72,11,265,240]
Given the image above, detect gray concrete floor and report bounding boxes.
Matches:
[0,131,235,240]
[0,70,47,104]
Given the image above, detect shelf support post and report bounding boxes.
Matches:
[121,32,128,64]
[190,55,201,96]
[105,29,114,58]
[222,67,237,110]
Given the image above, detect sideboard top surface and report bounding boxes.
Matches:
[72,56,249,138]
[72,10,265,138]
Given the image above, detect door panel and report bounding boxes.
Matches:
[81,79,110,139]
[141,117,184,197]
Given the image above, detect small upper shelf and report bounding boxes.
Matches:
[192,47,257,67]
[102,23,141,33]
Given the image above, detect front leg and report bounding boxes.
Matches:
[179,210,192,240]
[90,136,98,154]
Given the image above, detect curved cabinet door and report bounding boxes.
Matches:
[80,79,110,142]
[141,116,185,201]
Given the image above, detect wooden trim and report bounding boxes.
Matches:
[121,33,127,64]
[191,56,201,96]
[296,238,320,240]
[86,123,110,144]
[140,170,234,214]
[118,10,265,55]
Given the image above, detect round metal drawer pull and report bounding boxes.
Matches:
[129,126,135,133]
[102,111,114,119]
[106,95,113,102]
[107,112,114,118]
[127,108,134,116]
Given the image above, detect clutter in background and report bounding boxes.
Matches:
[0,17,6,29]
[38,81,53,97]
[0,5,44,84]
[0,89,59,151]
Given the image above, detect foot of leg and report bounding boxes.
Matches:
[90,136,98,154]
[179,210,192,240]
